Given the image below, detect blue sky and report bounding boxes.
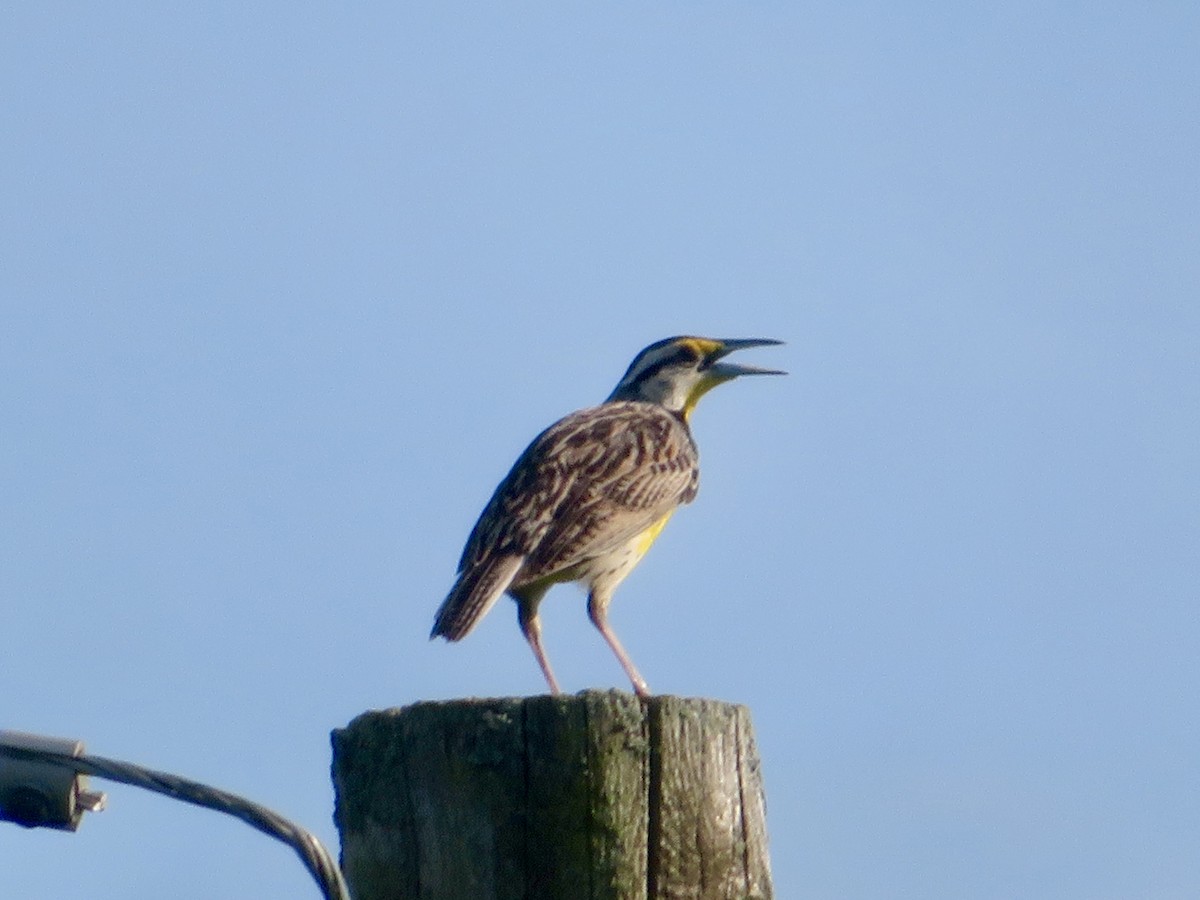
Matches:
[3,4,1198,898]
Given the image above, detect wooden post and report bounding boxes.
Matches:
[331,690,772,900]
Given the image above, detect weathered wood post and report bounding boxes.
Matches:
[331,690,772,900]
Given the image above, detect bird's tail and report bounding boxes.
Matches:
[430,554,524,641]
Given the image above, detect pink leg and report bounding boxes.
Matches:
[518,596,561,695]
[587,591,650,697]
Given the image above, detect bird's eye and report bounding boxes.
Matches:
[668,346,700,368]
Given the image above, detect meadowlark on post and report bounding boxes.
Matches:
[430,336,784,696]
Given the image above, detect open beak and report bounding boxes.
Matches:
[702,338,787,381]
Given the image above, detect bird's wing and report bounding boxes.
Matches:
[509,403,699,579]
[436,403,696,638]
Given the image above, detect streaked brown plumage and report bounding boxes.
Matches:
[431,336,784,695]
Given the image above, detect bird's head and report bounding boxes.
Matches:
[606,336,785,418]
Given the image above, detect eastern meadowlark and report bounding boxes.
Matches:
[430,336,784,696]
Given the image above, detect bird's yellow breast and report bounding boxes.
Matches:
[635,511,676,556]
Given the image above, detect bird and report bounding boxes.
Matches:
[430,336,784,696]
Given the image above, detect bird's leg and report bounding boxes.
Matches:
[587,590,650,697]
[517,593,561,695]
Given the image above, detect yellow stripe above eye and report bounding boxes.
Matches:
[679,337,723,358]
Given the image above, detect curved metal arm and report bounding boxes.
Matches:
[0,738,349,900]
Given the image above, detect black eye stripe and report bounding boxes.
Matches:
[642,347,697,379]
[664,348,691,366]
